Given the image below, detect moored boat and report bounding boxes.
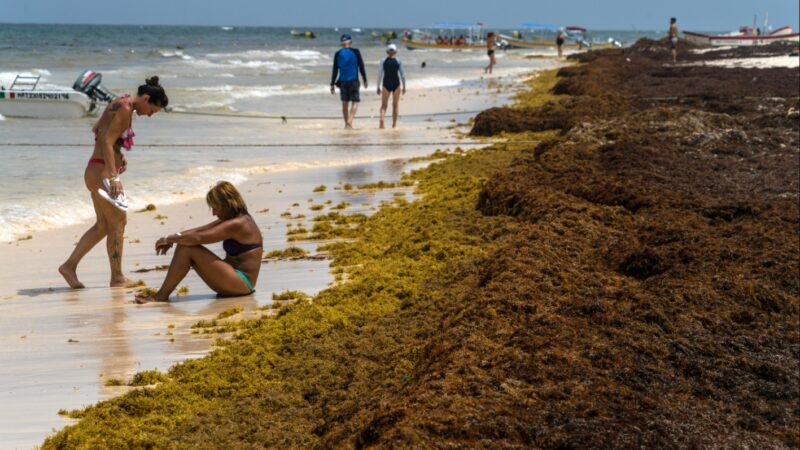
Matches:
[400,37,485,50]
[401,22,487,50]
[502,24,619,50]
[372,31,398,41]
[0,70,115,119]
[684,26,799,46]
[290,29,316,39]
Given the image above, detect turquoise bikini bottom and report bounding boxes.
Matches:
[234,269,255,294]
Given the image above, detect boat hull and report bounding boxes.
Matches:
[684,29,800,47]
[0,89,95,119]
[401,37,485,50]
[499,35,613,50]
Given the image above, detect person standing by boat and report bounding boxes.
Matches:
[484,32,497,74]
[330,34,368,129]
[59,77,168,289]
[556,29,566,57]
[376,43,406,129]
[668,17,679,63]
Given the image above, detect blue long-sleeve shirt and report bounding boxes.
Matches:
[331,47,367,84]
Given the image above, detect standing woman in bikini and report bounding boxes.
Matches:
[135,181,263,303]
[484,32,497,74]
[59,76,168,289]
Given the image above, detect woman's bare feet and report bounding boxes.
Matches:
[379,119,385,129]
[134,294,168,304]
[58,264,85,289]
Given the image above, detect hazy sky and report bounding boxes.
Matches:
[2,0,798,30]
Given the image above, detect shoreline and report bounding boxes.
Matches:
[0,61,549,244]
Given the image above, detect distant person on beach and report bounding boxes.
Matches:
[59,77,168,289]
[669,17,679,63]
[330,33,367,129]
[376,43,406,129]
[556,29,565,57]
[484,32,497,74]
[135,181,263,303]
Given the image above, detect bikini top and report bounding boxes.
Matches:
[93,95,135,150]
[223,238,262,257]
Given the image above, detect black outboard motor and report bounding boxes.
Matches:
[73,70,116,103]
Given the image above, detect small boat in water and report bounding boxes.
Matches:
[401,22,487,50]
[0,70,115,119]
[372,31,398,41]
[290,30,316,39]
[684,26,799,46]
[400,37,485,50]
[501,24,619,50]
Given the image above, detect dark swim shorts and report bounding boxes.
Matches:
[339,79,360,102]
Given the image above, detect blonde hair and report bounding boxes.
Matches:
[206,181,248,216]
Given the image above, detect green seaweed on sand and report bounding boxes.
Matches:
[313,185,327,193]
[216,307,243,320]
[271,290,309,301]
[129,370,169,387]
[135,287,157,298]
[286,226,309,236]
[407,148,457,162]
[357,180,414,189]
[263,247,309,259]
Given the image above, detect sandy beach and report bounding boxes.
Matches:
[0,58,555,448]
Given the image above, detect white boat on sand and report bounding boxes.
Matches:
[684,26,799,47]
[0,70,115,119]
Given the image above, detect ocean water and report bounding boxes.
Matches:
[0,24,661,242]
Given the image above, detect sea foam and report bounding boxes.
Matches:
[0,154,432,242]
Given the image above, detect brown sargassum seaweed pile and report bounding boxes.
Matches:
[461,41,799,448]
[45,40,798,449]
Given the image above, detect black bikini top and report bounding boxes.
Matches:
[223,238,262,256]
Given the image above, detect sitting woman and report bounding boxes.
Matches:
[135,181,263,303]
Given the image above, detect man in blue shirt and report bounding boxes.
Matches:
[330,34,368,128]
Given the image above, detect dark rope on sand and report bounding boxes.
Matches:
[163,109,485,120]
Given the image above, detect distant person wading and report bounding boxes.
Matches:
[330,34,368,129]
